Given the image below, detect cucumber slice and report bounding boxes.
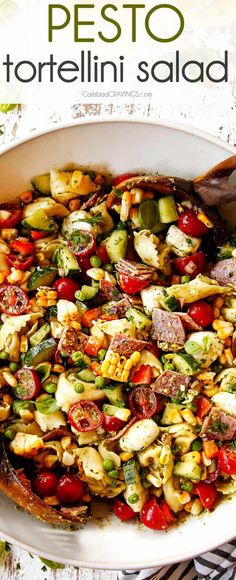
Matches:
[28,267,57,291]
[106,230,128,263]
[158,196,178,223]
[104,386,125,407]
[25,339,57,367]
[30,323,51,347]
[162,295,179,312]
[22,209,58,233]
[77,369,96,383]
[139,200,159,230]
[31,173,51,195]
[58,246,80,277]
[102,404,131,421]
[172,353,200,375]
[173,461,202,481]
[126,307,152,333]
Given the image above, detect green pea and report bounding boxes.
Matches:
[0,351,8,360]
[98,349,106,361]
[44,382,57,394]
[164,363,175,371]
[90,255,102,268]
[180,480,194,493]
[103,459,114,472]
[181,275,190,284]
[104,264,113,273]
[128,493,139,504]
[4,428,15,440]
[9,362,19,372]
[74,383,85,394]
[95,376,106,389]
[108,469,120,479]
[142,480,152,489]
[191,439,202,451]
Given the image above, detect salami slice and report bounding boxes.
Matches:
[109,333,147,357]
[58,327,88,356]
[201,408,236,441]
[103,297,131,317]
[176,312,202,331]
[99,279,123,302]
[210,258,236,286]
[116,260,155,281]
[151,309,185,346]
[151,370,191,397]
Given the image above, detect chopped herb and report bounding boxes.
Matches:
[231,440,236,450]
[210,419,228,434]
[79,212,102,225]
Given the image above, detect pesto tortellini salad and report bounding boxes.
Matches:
[0,162,235,531]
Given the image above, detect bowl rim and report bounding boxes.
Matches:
[0,117,235,570]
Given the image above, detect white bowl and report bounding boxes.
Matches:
[0,119,235,570]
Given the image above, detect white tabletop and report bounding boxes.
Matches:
[0,102,235,579]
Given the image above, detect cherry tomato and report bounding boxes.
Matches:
[194,482,217,510]
[218,447,236,475]
[6,252,34,271]
[68,231,96,258]
[197,396,212,419]
[68,401,104,432]
[78,255,92,272]
[113,173,137,187]
[0,203,21,228]
[118,273,149,294]
[128,387,158,419]
[53,277,80,302]
[178,210,209,237]
[32,471,59,498]
[56,474,84,505]
[188,300,214,328]
[31,231,48,241]
[160,500,175,524]
[96,245,110,264]
[6,238,35,271]
[173,251,206,278]
[113,499,136,521]
[102,415,126,433]
[0,285,28,315]
[15,368,41,400]
[132,365,152,385]
[140,498,168,530]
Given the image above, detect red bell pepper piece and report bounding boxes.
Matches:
[132,365,152,385]
[194,481,217,510]
[197,396,212,419]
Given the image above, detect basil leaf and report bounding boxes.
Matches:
[35,396,58,415]
[185,340,201,355]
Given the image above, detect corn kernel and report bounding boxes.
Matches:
[53,364,65,373]
[213,297,224,309]
[219,353,227,365]
[203,386,219,398]
[2,371,17,387]
[197,213,214,228]
[180,408,197,426]
[120,191,132,222]
[201,466,207,481]
[130,188,143,204]
[20,335,28,353]
[71,321,81,330]
[7,269,24,284]
[213,307,220,319]
[212,319,234,339]
[1,228,17,241]
[120,452,134,462]
[191,498,204,515]
[87,268,105,281]
[19,409,34,421]
[175,490,191,505]
[224,348,233,365]
[184,500,194,513]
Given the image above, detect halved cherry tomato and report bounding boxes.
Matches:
[113,499,136,521]
[188,301,214,328]
[132,365,152,385]
[218,446,236,475]
[96,245,110,264]
[160,500,175,524]
[0,203,21,228]
[140,498,168,530]
[10,238,35,255]
[31,231,48,241]
[85,336,103,357]
[147,341,160,358]
[128,387,157,419]
[68,401,103,432]
[173,251,206,278]
[68,231,96,258]
[56,474,84,505]
[197,396,212,419]
[178,210,209,237]
[113,173,137,187]
[32,472,59,498]
[53,277,80,302]
[118,273,149,294]
[15,368,41,400]
[103,415,126,433]
[0,285,28,315]
[194,481,217,510]
[81,308,102,328]
[6,238,35,271]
